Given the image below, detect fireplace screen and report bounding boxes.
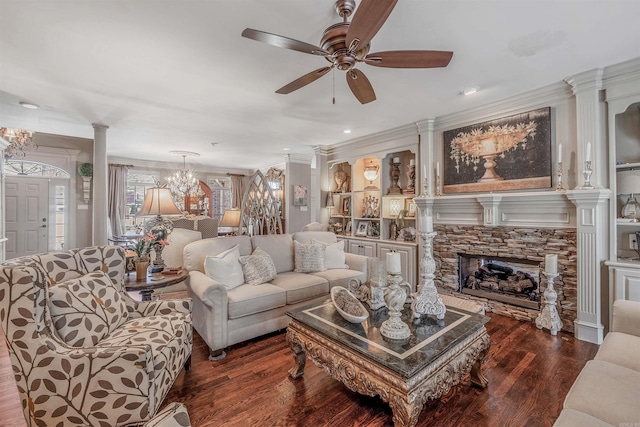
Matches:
[458,254,540,310]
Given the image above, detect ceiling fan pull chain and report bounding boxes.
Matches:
[333,68,336,105]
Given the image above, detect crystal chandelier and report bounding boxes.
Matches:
[166,152,200,209]
[1,127,38,158]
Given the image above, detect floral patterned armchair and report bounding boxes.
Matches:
[0,245,192,427]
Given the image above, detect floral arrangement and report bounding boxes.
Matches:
[449,121,537,173]
[129,232,168,260]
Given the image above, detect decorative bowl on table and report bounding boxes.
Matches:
[331,286,369,323]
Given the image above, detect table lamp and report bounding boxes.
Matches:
[219,208,242,235]
[136,186,182,268]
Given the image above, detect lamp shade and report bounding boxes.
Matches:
[136,187,182,217]
[219,208,241,227]
[617,170,640,195]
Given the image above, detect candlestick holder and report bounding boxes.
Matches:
[555,161,564,191]
[535,272,562,336]
[388,161,403,195]
[411,231,446,320]
[435,174,442,197]
[580,160,594,189]
[380,272,411,340]
[421,177,430,197]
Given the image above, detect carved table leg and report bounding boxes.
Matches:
[288,340,306,379]
[389,394,422,427]
[470,358,489,388]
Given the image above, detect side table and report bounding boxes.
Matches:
[124,269,189,301]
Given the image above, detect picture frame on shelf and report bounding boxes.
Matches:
[355,221,369,237]
[340,195,351,216]
[405,198,416,217]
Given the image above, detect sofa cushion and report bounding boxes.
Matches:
[227,283,287,319]
[313,239,347,269]
[563,360,640,426]
[251,234,294,273]
[49,271,129,347]
[164,228,202,269]
[594,331,640,372]
[293,240,326,273]
[183,235,252,273]
[311,268,365,289]
[239,247,277,285]
[204,244,244,290]
[270,272,329,304]
[34,249,87,285]
[553,409,615,427]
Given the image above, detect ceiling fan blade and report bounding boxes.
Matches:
[346,0,398,52]
[276,67,333,94]
[364,50,454,68]
[242,28,329,56]
[346,69,376,104]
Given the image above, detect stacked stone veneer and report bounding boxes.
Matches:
[434,224,577,333]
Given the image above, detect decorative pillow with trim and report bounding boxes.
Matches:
[239,247,277,286]
[312,239,348,269]
[204,244,245,290]
[49,270,129,347]
[294,240,326,273]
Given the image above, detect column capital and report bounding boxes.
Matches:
[91,123,109,132]
[564,68,604,94]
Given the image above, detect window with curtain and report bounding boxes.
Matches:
[124,171,157,234]
[207,177,232,222]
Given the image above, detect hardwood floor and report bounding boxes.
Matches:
[0,313,598,426]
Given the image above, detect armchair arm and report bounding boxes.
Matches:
[612,299,640,337]
[187,270,229,353]
[345,253,367,274]
[132,298,193,318]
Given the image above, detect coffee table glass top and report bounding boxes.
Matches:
[287,301,489,378]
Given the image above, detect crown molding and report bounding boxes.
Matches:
[433,81,573,132]
[285,153,314,165]
[108,155,252,176]
[328,122,418,153]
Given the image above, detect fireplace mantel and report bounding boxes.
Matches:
[416,188,611,344]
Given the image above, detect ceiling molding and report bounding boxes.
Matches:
[433,81,573,132]
[108,155,253,176]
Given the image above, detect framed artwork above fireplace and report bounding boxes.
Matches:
[443,107,552,194]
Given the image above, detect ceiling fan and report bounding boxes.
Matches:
[242,0,453,104]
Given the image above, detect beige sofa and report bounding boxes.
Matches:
[554,299,640,426]
[183,231,367,359]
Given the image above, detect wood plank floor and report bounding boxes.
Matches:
[0,313,598,427]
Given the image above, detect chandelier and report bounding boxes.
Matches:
[166,151,200,209]
[1,127,38,159]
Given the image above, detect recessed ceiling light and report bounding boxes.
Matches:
[19,101,39,109]
[461,86,479,96]
[282,147,290,151]
[343,129,352,134]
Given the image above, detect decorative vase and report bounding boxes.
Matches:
[135,259,150,281]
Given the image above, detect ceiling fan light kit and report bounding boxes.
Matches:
[242,0,453,104]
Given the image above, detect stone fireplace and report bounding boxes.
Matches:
[434,224,577,332]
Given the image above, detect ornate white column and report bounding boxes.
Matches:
[314,146,330,228]
[564,69,606,189]
[92,124,109,246]
[0,137,10,261]
[566,188,611,344]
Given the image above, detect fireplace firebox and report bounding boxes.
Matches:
[458,254,540,310]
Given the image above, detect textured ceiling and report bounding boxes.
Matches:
[1,0,639,170]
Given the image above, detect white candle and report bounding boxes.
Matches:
[393,157,400,163]
[410,159,415,166]
[426,214,433,232]
[436,162,440,177]
[545,254,558,274]
[586,142,591,162]
[558,143,562,163]
[386,251,401,274]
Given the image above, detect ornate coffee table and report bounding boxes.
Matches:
[286,302,490,427]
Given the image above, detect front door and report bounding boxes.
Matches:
[5,177,49,258]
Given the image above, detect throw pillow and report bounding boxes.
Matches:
[312,239,348,269]
[293,240,326,273]
[49,270,129,347]
[239,247,277,286]
[204,245,245,290]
